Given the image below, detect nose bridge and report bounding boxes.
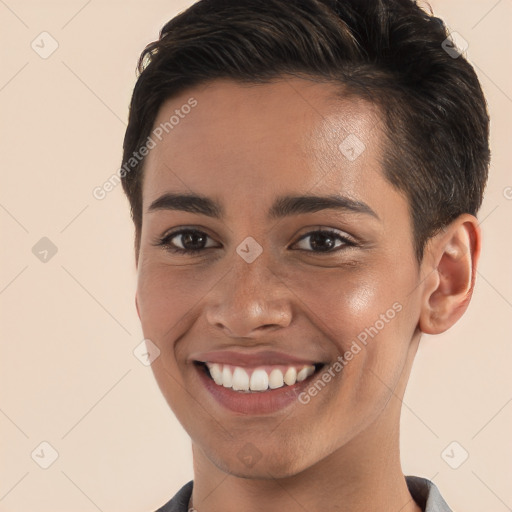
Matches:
[206,247,292,337]
[231,251,274,305]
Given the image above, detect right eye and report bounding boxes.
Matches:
[154,229,220,255]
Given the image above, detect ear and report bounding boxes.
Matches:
[419,214,481,335]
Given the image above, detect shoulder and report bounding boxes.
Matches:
[154,480,193,512]
[406,476,453,512]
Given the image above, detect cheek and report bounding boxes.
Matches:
[279,263,399,349]
[136,262,213,338]
[281,263,417,393]
[136,263,208,415]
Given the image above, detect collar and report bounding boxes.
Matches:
[155,476,452,512]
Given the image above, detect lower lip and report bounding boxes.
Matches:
[195,363,320,415]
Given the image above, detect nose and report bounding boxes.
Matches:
[205,254,293,339]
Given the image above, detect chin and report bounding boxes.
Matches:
[207,446,314,480]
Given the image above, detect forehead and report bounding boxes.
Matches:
[141,77,392,218]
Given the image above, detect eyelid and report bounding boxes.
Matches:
[155,224,216,240]
[293,226,357,245]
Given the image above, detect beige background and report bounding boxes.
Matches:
[0,0,511,511]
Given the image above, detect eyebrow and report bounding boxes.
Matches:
[147,193,379,220]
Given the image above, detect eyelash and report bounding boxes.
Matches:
[153,228,357,255]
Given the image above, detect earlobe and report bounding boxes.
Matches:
[419,214,481,335]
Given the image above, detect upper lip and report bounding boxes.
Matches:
[190,349,324,367]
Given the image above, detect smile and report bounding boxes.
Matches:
[191,350,329,414]
[198,362,324,392]
[193,360,328,415]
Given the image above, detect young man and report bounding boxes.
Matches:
[120,0,490,510]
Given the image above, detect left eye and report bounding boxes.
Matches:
[292,229,355,252]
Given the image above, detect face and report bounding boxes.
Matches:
[135,77,425,478]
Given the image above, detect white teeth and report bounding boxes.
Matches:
[232,367,250,391]
[222,365,233,388]
[297,365,315,382]
[209,363,223,385]
[283,367,297,386]
[268,368,284,389]
[250,369,269,391]
[204,363,316,392]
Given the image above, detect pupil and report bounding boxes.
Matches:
[310,232,334,251]
[183,232,205,250]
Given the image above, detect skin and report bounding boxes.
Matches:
[134,77,481,512]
